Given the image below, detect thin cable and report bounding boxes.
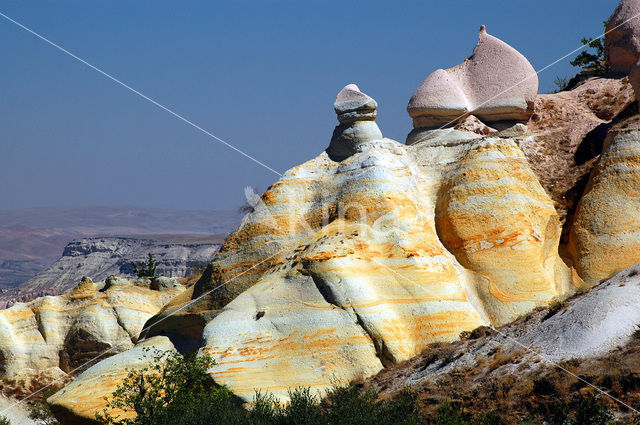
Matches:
[0,11,283,177]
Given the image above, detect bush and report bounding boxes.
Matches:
[0,416,10,425]
[552,76,569,93]
[96,349,246,425]
[96,350,615,425]
[549,392,613,425]
[131,254,159,278]
[570,22,608,75]
[28,389,59,425]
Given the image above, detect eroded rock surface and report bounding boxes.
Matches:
[53,118,580,416]
[48,75,640,423]
[48,336,176,425]
[407,26,538,127]
[569,117,640,284]
[0,276,183,394]
[606,0,640,74]
[523,77,636,229]
[3,236,222,308]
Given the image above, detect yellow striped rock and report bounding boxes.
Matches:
[140,129,576,401]
[569,118,640,284]
[0,277,182,394]
[50,92,582,420]
[48,336,176,425]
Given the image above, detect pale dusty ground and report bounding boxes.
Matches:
[0,396,37,425]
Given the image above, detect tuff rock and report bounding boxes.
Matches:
[606,0,640,74]
[569,116,640,284]
[407,26,538,128]
[46,50,640,425]
[0,276,183,395]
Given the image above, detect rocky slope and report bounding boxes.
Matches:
[0,235,224,308]
[0,275,184,398]
[364,263,640,423]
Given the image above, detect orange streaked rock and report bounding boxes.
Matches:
[50,89,590,422]
[0,277,183,393]
[569,117,640,284]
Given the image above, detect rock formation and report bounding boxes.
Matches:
[48,82,592,422]
[1,236,222,308]
[606,0,640,74]
[569,116,640,284]
[365,262,640,424]
[407,26,538,128]
[327,84,384,161]
[48,336,177,425]
[0,275,183,394]
[523,77,635,229]
[43,38,640,424]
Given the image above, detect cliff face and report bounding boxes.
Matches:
[0,207,240,289]
[0,235,223,308]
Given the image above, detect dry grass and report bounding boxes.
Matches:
[364,328,640,424]
[179,271,204,287]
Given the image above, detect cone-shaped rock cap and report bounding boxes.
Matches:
[407,26,538,128]
[606,0,640,74]
[334,84,378,124]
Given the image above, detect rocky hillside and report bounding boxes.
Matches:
[0,1,624,423]
[363,263,640,423]
[0,275,184,397]
[0,235,225,308]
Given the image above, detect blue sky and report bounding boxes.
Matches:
[0,1,618,211]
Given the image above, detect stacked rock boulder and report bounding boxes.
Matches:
[407,26,538,129]
[327,84,384,161]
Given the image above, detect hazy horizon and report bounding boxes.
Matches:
[1,1,617,211]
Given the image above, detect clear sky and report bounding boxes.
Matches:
[0,1,618,211]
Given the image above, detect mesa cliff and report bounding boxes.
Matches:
[0,235,223,309]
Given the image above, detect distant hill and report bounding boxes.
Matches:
[0,206,241,288]
[0,235,227,308]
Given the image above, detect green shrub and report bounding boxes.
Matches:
[96,349,246,425]
[549,392,613,425]
[570,22,608,75]
[571,392,613,425]
[131,254,159,278]
[96,349,615,425]
[28,389,59,425]
[0,416,10,425]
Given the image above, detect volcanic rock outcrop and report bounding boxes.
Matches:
[407,26,538,128]
[0,275,183,393]
[569,116,640,284]
[606,0,640,74]
[523,77,636,227]
[48,85,589,423]
[45,32,640,423]
[327,84,384,161]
